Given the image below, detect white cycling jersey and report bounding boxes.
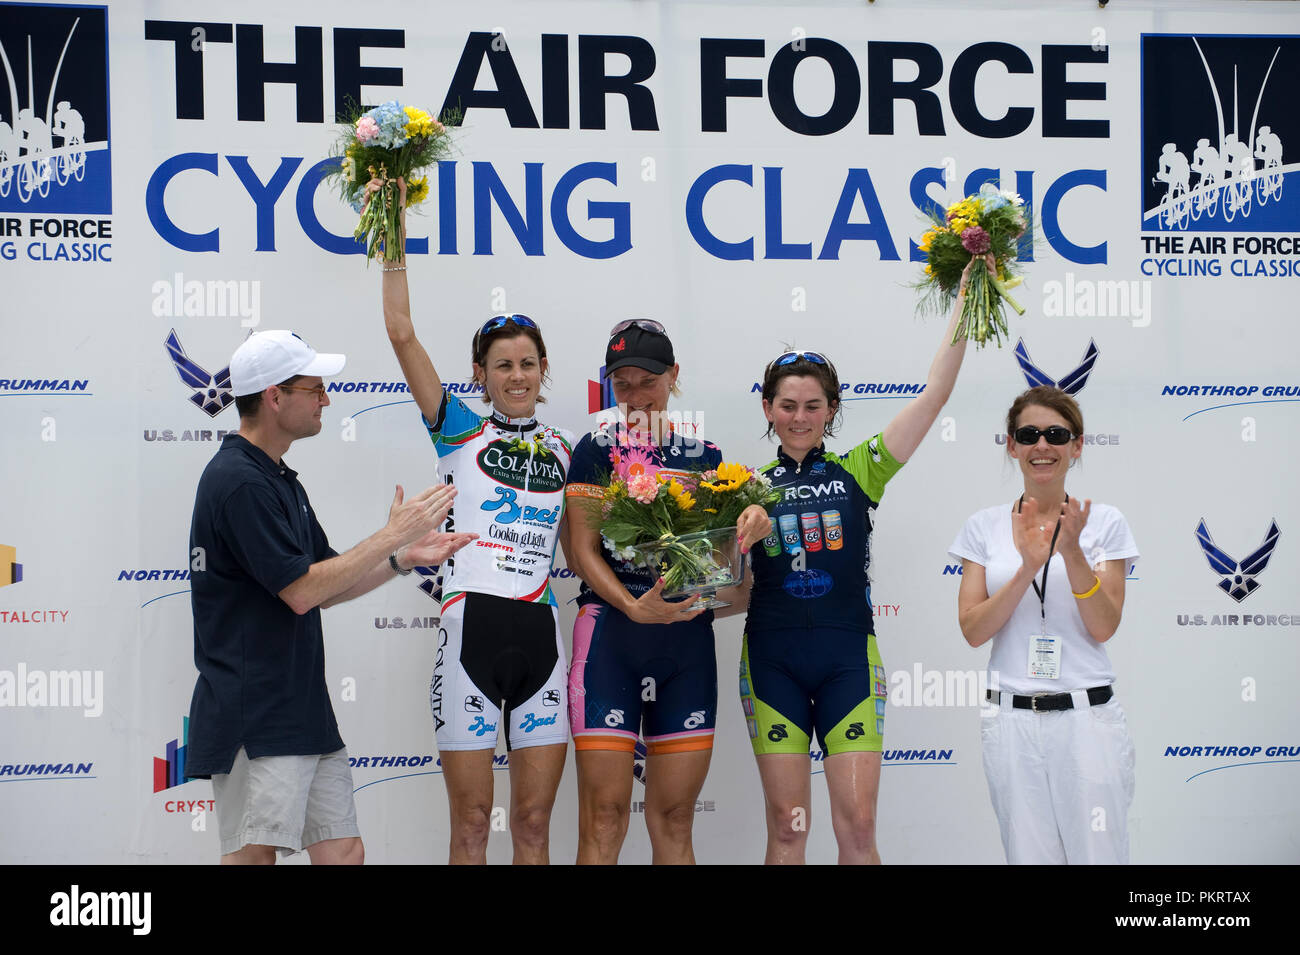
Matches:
[424,394,574,606]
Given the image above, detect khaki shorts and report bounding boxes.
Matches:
[212,747,360,857]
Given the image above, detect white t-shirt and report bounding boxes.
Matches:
[948,501,1139,695]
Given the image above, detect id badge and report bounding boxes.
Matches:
[1027,633,1061,679]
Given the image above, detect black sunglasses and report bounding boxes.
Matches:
[1012,425,1075,445]
[772,351,828,367]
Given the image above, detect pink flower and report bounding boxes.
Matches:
[355,116,380,142]
[616,448,660,484]
[628,474,659,504]
[960,225,991,255]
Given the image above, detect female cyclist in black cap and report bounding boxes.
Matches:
[564,320,748,864]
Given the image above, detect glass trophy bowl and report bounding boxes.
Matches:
[632,526,745,610]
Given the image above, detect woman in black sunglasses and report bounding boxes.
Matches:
[949,386,1138,864]
[733,262,979,864]
[375,179,575,864]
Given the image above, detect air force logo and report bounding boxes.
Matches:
[1015,339,1098,395]
[1195,519,1280,603]
[165,330,233,417]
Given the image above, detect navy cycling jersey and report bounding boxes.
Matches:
[566,421,723,607]
[745,434,903,636]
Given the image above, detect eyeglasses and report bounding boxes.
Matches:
[608,319,666,338]
[772,351,828,367]
[1012,425,1075,445]
[478,314,539,339]
[277,383,328,399]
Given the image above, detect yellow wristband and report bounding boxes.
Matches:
[1073,575,1101,599]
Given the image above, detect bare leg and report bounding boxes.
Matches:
[507,742,566,864]
[305,836,364,865]
[823,751,882,865]
[575,750,634,864]
[220,844,276,865]
[644,749,712,865]
[441,749,496,864]
[756,753,813,864]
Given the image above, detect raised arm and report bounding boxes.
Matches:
[881,259,975,463]
[380,183,445,425]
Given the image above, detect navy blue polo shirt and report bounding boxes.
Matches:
[185,434,343,778]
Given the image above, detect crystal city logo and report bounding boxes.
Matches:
[1140,34,1300,279]
[994,339,1118,446]
[1,542,20,587]
[153,717,195,794]
[0,546,69,624]
[1178,517,1294,628]
[588,365,616,415]
[0,3,112,262]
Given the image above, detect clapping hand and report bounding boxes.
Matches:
[1011,497,1056,573]
[398,530,478,569]
[1055,496,1091,555]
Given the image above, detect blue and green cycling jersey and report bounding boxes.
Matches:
[745,433,903,636]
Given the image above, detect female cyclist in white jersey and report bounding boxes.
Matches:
[376,180,575,864]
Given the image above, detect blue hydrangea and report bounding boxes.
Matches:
[364,101,409,149]
[978,182,1008,211]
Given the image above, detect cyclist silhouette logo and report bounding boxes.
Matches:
[0,6,110,212]
[1141,34,1295,232]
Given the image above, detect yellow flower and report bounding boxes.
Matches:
[403,106,436,138]
[700,461,750,493]
[406,176,430,206]
[919,229,939,252]
[924,263,933,275]
[948,216,972,235]
[666,479,696,511]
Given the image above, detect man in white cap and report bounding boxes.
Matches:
[184,330,473,865]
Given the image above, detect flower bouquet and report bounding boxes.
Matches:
[323,101,458,262]
[592,444,779,605]
[915,183,1029,348]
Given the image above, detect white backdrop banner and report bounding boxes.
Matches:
[1,0,1298,863]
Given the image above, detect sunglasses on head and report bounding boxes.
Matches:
[477,314,538,340]
[1012,425,1075,445]
[608,319,666,338]
[772,351,828,367]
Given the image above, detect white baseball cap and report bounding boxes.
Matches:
[229,330,346,396]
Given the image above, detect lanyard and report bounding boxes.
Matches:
[1019,495,1065,633]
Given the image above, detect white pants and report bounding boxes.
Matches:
[981,693,1135,864]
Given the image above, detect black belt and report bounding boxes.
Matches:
[985,685,1113,713]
